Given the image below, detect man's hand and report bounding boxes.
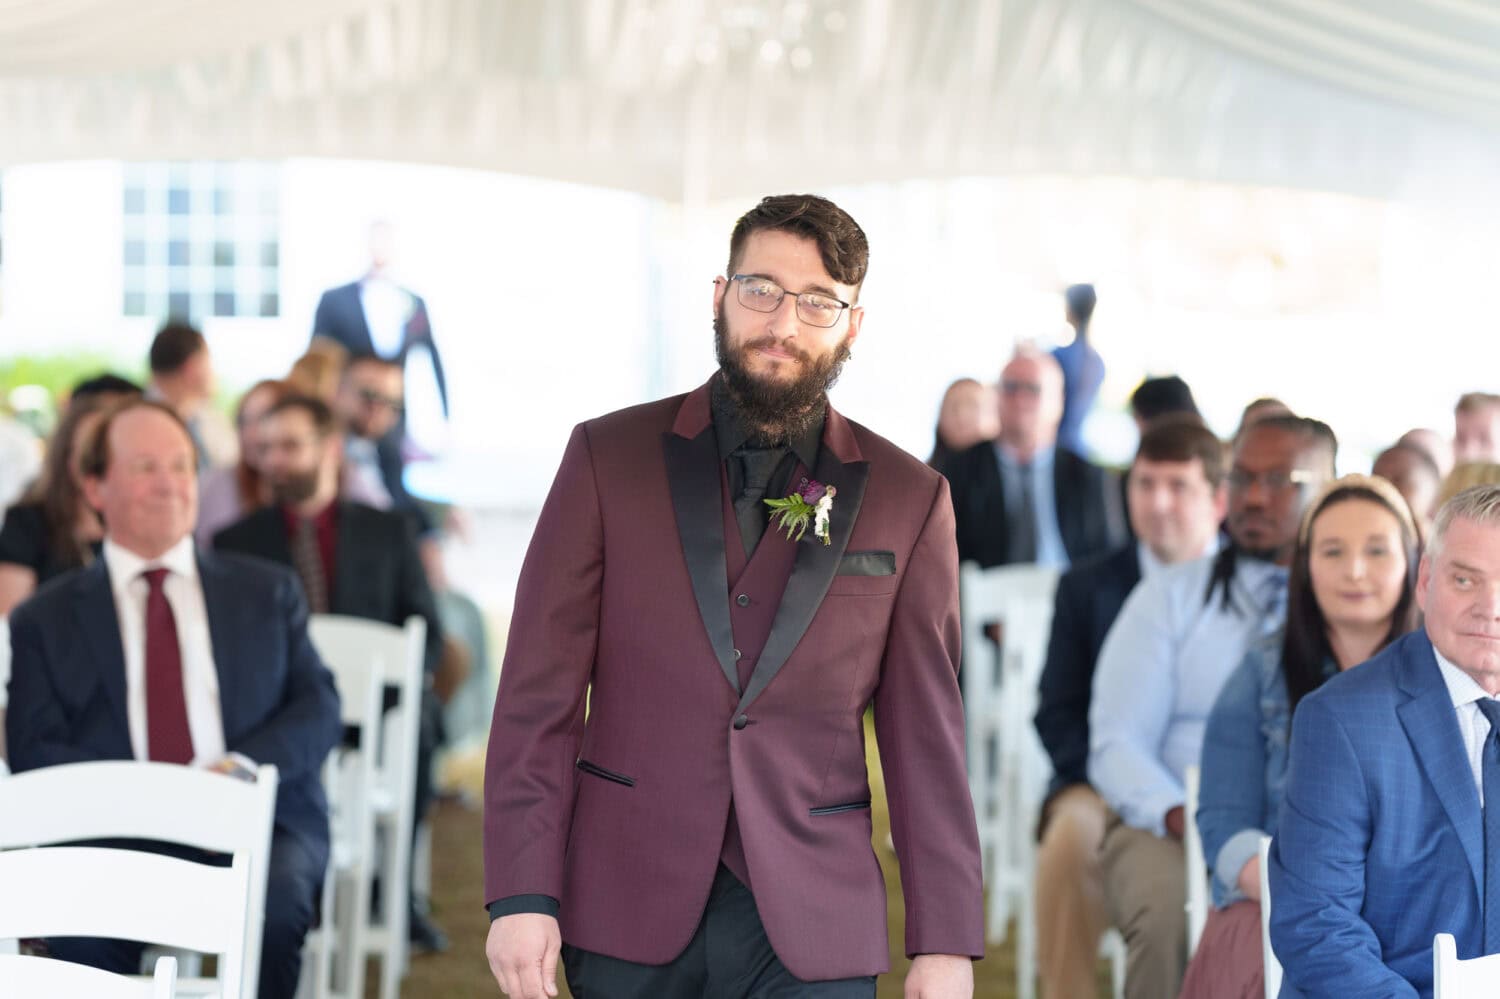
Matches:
[486,913,561,998]
[1236,854,1262,902]
[1164,805,1185,840]
[904,953,972,999]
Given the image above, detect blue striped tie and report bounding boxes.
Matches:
[1476,697,1500,953]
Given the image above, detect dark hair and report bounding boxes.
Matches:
[1135,415,1225,488]
[1281,484,1421,714]
[70,373,144,403]
[21,399,106,569]
[264,394,339,439]
[1130,376,1199,423]
[727,194,869,297]
[1203,415,1340,610]
[80,399,197,479]
[148,321,207,375]
[1065,283,1097,324]
[340,353,402,382]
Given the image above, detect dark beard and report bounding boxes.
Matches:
[713,305,852,444]
[267,469,320,506]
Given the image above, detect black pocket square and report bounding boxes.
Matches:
[836,550,896,576]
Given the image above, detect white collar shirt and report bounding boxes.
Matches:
[102,536,227,767]
[1435,646,1499,805]
[359,276,412,359]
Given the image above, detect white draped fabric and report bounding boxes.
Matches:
[1,0,1497,200]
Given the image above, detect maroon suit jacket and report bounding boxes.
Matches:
[483,378,983,980]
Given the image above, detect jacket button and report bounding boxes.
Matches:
[732,648,742,660]
[736,593,751,607]
[733,714,749,730]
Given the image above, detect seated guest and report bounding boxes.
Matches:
[334,355,429,522]
[1033,415,1226,999]
[145,321,237,472]
[0,401,107,616]
[213,393,450,952]
[286,340,349,404]
[1438,461,1500,510]
[68,372,143,410]
[1088,415,1335,998]
[5,399,340,998]
[928,377,998,475]
[1373,442,1442,529]
[1183,475,1420,999]
[1270,484,1500,996]
[1454,391,1500,464]
[1400,426,1455,481]
[194,379,287,548]
[1233,397,1294,441]
[946,345,1125,568]
[1129,376,1201,433]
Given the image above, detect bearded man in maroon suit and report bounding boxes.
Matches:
[483,194,984,999]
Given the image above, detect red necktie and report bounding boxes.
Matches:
[143,567,193,764]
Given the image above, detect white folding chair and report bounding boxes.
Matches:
[1183,764,1209,956]
[0,846,250,996]
[308,613,426,999]
[959,562,1059,999]
[0,952,178,998]
[0,760,279,999]
[302,632,386,999]
[1435,932,1500,996]
[1259,834,1280,999]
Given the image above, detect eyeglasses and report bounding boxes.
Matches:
[1226,468,1317,492]
[356,387,404,414]
[728,274,850,329]
[1000,380,1043,397]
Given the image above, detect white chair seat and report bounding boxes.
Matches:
[1434,932,1500,997]
[0,953,179,998]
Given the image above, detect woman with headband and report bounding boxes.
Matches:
[1180,475,1422,999]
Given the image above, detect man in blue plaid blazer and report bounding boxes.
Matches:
[1270,484,1500,997]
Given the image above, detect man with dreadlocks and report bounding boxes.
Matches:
[1085,415,1336,999]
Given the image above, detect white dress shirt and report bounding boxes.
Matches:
[1434,648,1498,804]
[359,276,413,359]
[102,536,227,766]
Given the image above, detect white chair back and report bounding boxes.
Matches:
[1434,932,1500,997]
[308,613,425,999]
[1260,834,1281,999]
[959,561,1059,999]
[304,636,386,999]
[0,953,178,998]
[1184,764,1208,955]
[0,846,249,993]
[0,760,278,999]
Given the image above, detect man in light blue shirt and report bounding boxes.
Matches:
[1088,415,1336,999]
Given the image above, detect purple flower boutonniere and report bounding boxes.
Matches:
[765,478,838,546]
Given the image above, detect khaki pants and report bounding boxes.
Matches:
[1099,810,1186,999]
[1034,784,1110,999]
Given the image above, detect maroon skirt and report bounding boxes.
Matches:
[1179,900,1264,999]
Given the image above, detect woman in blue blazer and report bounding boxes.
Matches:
[1182,474,1421,998]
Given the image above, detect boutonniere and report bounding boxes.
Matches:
[765,478,838,546]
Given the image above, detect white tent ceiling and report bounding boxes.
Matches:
[1,0,1497,201]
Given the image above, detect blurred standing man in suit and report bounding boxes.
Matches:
[1052,283,1105,456]
[1032,416,1226,999]
[312,221,448,419]
[6,399,341,998]
[945,346,1125,568]
[1271,484,1500,996]
[483,194,983,999]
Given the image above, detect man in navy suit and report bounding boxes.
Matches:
[5,399,342,999]
[312,221,448,418]
[1271,483,1500,996]
[1032,416,1226,998]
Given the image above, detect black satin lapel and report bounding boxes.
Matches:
[663,430,740,694]
[737,454,870,713]
[73,563,129,743]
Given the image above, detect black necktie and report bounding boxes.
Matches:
[1011,461,1038,563]
[1477,697,1500,952]
[734,448,783,558]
